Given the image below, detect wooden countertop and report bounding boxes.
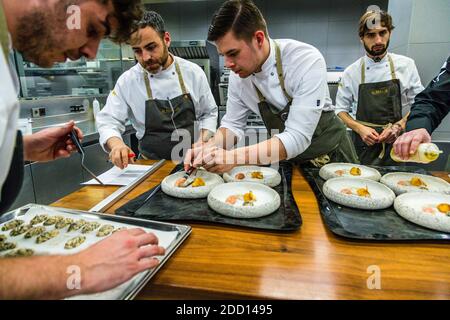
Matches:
[52,161,450,300]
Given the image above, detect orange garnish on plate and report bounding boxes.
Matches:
[350,167,362,176]
[437,203,450,214]
[191,177,205,187]
[356,186,371,198]
[410,177,427,187]
[251,171,263,179]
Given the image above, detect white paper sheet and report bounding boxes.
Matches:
[82,164,153,186]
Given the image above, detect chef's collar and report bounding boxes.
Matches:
[365,52,389,65]
[140,53,176,77]
[252,38,275,79]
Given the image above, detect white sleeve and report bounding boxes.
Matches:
[96,80,129,152]
[405,60,424,112]
[196,72,218,133]
[334,71,354,115]
[274,57,327,160]
[219,75,251,140]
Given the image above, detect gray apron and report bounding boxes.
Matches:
[139,60,197,160]
[254,41,358,167]
[353,55,402,166]
[0,3,24,214]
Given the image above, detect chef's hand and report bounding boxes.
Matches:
[23,120,83,162]
[183,140,214,171]
[357,125,380,146]
[378,124,402,144]
[199,146,237,174]
[107,137,135,169]
[75,228,165,295]
[393,128,431,160]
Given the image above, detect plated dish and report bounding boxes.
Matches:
[323,177,396,210]
[394,192,450,233]
[161,169,224,199]
[208,182,280,219]
[223,166,282,187]
[319,163,381,181]
[380,172,450,195]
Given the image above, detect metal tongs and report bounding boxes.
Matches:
[70,129,105,186]
[181,166,198,187]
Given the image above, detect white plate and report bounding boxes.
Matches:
[319,163,381,181]
[323,177,395,210]
[394,192,450,233]
[161,170,224,199]
[380,172,450,195]
[223,166,281,187]
[207,182,280,219]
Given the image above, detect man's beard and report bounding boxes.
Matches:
[143,43,170,73]
[14,4,67,67]
[364,40,390,59]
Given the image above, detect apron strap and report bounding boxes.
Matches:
[0,0,10,62]
[143,71,154,100]
[361,54,397,84]
[143,58,188,100]
[174,59,188,95]
[254,41,293,103]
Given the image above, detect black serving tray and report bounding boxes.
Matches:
[116,162,302,231]
[302,165,450,241]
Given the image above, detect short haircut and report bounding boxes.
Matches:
[358,10,395,38]
[99,0,143,43]
[207,0,268,42]
[137,10,166,38]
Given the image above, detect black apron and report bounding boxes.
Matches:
[0,4,24,215]
[254,41,358,167]
[353,55,403,166]
[138,59,197,160]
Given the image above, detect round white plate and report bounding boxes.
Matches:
[394,192,450,233]
[207,182,280,219]
[323,177,395,210]
[319,163,381,181]
[380,172,450,195]
[223,166,281,187]
[161,170,223,199]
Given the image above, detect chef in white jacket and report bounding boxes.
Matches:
[96,11,218,168]
[184,0,358,173]
[335,10,424,165]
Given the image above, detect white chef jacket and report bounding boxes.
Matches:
[220,38,334,160]
[97,56,218,151]
[335,53,424,117]
[0,39,20,202]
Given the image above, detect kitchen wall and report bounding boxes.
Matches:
[145,0,388,70]
[389,0,450,141]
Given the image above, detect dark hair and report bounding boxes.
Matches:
[100,0,143,43]
[137,11,166,38]
[207,0,268,42]
[358,10,395,38]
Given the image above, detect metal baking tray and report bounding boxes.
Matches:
[0,204,191,300]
